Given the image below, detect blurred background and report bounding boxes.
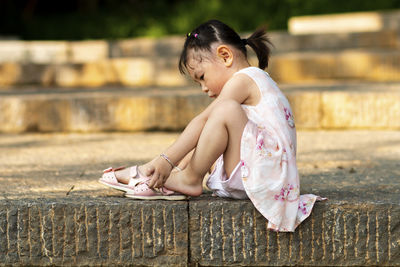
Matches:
[1,0,400,40]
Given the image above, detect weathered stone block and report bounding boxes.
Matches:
[289,10,400,34]
[321,91,400,129]
[269,51,400,83]
[286,91,321,129]
[0,98,27,132]
[0,199,188,266]
[269,30,399,53]
[109,36,183,58]
[189,197,400,266]
[0,62,21,86]
[26,41,69,63]
[111,58,155,86]
[155,57,189,86]
[0,41,27,63]
[69,41,108,63]
[78,61,110,87]
[54,64,81,87]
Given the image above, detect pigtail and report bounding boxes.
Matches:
[246,28,273,69]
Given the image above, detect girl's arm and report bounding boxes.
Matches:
[148,73,252,188]
[167,73,254,160]
[163,114,207,164]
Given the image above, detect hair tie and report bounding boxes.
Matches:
[187,32,199,38]
[241,38,248,46]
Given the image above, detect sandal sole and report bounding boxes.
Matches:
[125,193,187,201]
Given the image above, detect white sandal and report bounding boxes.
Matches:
[98,166,144,192]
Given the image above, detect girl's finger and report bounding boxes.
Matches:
[149,172,159,188]
[155,175,164,188]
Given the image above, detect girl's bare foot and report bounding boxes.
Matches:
[164,169,203,196]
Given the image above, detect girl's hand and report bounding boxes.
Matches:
[147,156,173,189]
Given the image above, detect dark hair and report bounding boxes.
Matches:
[179,19,273,75]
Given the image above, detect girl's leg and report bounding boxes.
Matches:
[176,149,194,170]
[164,100,248,196]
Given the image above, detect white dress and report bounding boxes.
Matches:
[207,66,325,232]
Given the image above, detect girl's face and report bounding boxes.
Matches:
[186,48,232,98]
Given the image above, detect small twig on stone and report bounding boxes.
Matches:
[66,185,75,196]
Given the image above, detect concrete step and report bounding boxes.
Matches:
[1,30,398,65]
[2,49,400,88]
[289,10,400,34]
[1,82,400,133]
[0,131,399,266]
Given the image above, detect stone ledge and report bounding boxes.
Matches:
[0,196,398,266]
[0,85,400,133]
[190,197,400,266]
[0,198,188,266]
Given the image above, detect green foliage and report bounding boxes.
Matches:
[2,0,400,40]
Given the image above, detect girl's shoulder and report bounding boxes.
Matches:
[224,68,261,106]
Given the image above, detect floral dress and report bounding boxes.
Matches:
[208,66,325,232]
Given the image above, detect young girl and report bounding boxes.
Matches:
[99,19,324,232]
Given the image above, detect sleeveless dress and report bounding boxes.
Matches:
[206,66,325,232]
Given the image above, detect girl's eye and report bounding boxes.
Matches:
[200,74,204,80]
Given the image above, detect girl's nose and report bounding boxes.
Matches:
[201,84,208,93]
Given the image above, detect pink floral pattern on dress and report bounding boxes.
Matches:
[274,184,299,202]
[284,107,295,128]
[298,199,312,215]
[240,160,249,181]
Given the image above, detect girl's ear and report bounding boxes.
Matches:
[216,45,233,67]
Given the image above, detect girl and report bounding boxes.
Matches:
[99,20,324,232]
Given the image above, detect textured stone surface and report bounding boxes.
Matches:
[0,198,188,266]
[189,197,400,266]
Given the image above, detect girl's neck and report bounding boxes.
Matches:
[229,60,251,76]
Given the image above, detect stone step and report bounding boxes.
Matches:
[0,29,398,65]
[0,130,399,266]
[289,10,400,34]
[109,30,400,57]
[0,83,399,133]
[2,49,400,88]
[0,58,191,88]
[268,49,400,83]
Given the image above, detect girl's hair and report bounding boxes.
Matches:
[179,19,273,75]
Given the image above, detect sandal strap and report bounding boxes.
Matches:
[103,166,126,173]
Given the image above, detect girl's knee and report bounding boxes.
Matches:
[211,99,244,119]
